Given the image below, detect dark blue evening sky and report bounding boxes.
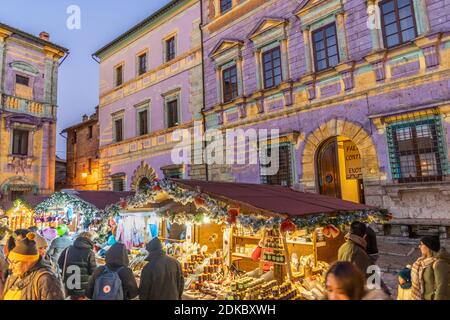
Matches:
[0,0,171,158]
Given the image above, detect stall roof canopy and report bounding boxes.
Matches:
[172,179,374,217]
[2,195,50,211]
[65,191,135,210]
[19,191,134,210]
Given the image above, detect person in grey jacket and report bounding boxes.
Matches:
[48,227,72,265]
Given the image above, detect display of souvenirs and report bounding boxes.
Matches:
[262,231,286,264]
[294,275,327,300]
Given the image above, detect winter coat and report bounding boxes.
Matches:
[338,234,373,277]
[139,238,184,300]
[397,285,412,300]
[58,237,97,297]
[365,226,379,255]
[49,235,72,264]
[415,249,450,300]
[2,258,65,300]
[86,243,138,300]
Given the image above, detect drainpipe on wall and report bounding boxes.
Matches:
[200,0,209,181]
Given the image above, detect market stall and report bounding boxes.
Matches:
[33,190,134,235]
[94,179,390,301]
[4,199,36,231]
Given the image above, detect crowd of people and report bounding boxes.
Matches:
[0,226,184,300]
[0,221,449,300]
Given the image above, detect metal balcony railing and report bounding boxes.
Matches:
[1,93,55,118]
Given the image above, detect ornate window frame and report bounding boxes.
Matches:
[9,122,35,157]
[248,18,290,91]
[135,100,151,136]
[367,0,430,51]
[209,39,244,105]
[163,31,178,63]
[136,49,149,77]
[111,109,125,143]
[114,62,124,88]
[10,61,39,100]
[295,0,348,74]
[162,88,182,129]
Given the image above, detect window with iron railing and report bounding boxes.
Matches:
[260,142,293,187]
[112,176,125,191]
[386,113,448,183]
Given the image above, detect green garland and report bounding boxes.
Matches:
[35,192,100,229]
[92,179,390,241]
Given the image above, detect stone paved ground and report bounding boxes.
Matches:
[376,237,450,298]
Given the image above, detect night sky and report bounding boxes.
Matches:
[0,0,172,159]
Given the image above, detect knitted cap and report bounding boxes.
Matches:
[398,267,411,282]
[34,233,48,249]
[420,235,440,252]
[8,232,39,263]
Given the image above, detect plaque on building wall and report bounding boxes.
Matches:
[343,141,362,180]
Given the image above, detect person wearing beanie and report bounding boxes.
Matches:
[48,225,72,266]
[1,232,65,300]
[411,236,450,300]
[397,266,412,300]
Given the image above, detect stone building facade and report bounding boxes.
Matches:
[201,0,450,227]
[62,107,99,190]
[94,0,204,192]
[0,23,68,204]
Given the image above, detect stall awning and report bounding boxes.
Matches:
[67,191,135,210]
[172,179,374,217]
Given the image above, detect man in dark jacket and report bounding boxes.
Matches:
[2,232,64,300]
[365,225,379,264]
[58,232,97,299]
[139,237,184,300]
[86,243,138,300]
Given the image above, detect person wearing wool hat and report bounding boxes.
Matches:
[397,266,412,300]
[411,236,450,300]
[35,233,48,258]
[2,232,65,300]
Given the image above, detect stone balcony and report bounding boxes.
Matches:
[1,93,55,119]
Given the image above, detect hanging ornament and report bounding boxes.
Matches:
[119,198,127,210]
[152,185,162,192]
[280,219,296,233]
[322,226,332,238]
[328,224,340,239]
[227,207,239,225]
[194,196,206,209]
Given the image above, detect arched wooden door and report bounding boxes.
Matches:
[317,138,341,199]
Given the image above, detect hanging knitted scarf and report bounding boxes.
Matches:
[411,256,437,300]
